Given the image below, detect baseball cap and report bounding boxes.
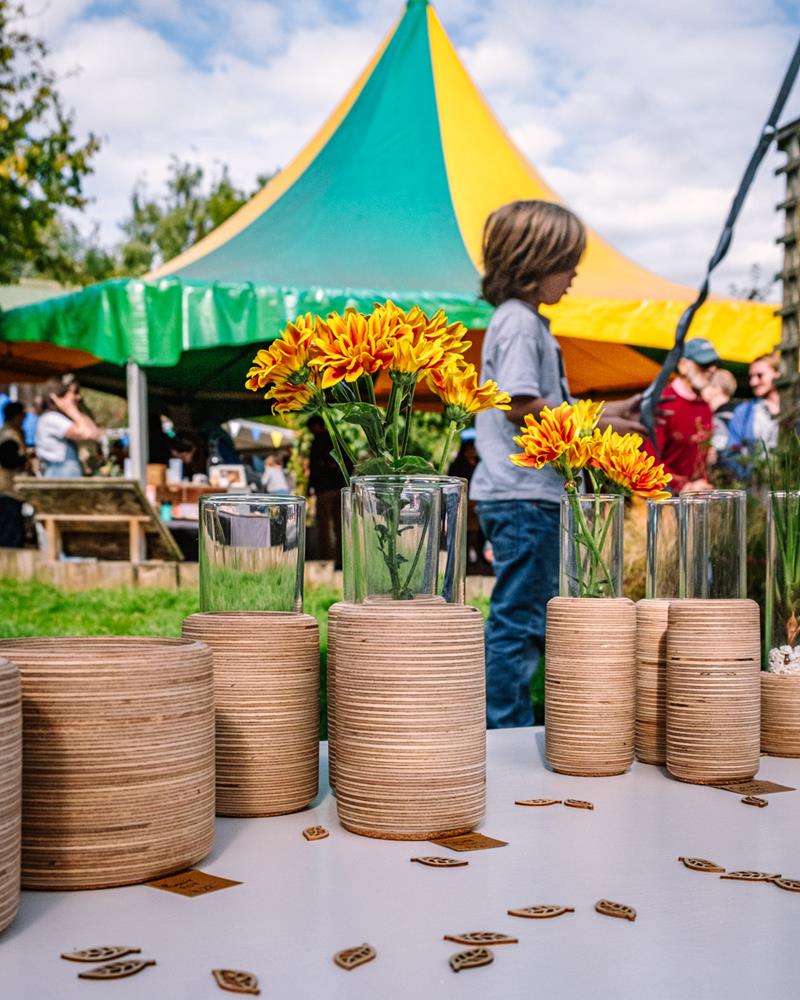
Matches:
[682,338,720,367]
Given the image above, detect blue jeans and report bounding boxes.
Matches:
[42,459,83,477]
[477,499,560,729]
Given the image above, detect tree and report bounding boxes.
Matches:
[0,0,100,284]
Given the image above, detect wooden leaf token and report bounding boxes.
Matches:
[720,871,781,882]
[741,796,768,808]
[507,905,575,919]
[515,799,562,807]
[443,932,518,946]
[410,856,468,868]
[212,969,261,995]
[449,947,494,973]
[334,944,376,971]
[61,946,141,963]
[595,899,636,922]
[563,799,594,810]
[302,826,329,841]
[78,960,156,980]
[678,857,726,873]
[773,877,800,893]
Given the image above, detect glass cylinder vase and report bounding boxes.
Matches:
[199,494,305,612]
[765,491,800,671]
[559,494,624,598]
[646,497,680,599]
[351,475,466,603]
[679,490,746,599]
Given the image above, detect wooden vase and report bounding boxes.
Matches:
[761,672,800,757]
[635,599,670,765]
[0,636,215,890]
[326,602,352,792]
[545,597,637,777]
[182,612,320,816]
[0,659,21,933]
[334,602,485,840]
[666,599,760,784]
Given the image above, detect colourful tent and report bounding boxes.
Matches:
[0,0,780,402]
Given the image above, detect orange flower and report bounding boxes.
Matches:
[510,400,603,473]
[245,314,316,391]
[265,380,316,415]
[593,429,672,499]
[311,309,394,388]
[428,363,510,422]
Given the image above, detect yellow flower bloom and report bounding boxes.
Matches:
[592,429,672,499]
[428,363,510,421]
[311,309,393,388]
[245,314,316,391]
[571,399,605,435]
[265,380,316,415]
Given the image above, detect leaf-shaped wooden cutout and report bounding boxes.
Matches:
[678,857,726,873]
[741,796,769,808]
[212,969,261,995]
[515,799,562,807]
[78,960,156,980]
[61,946,141,963]
[334,944,376,971]
[773,877,800,893]
[563,799,594,810]
[449,947,494,973]
[443,932,518,946]
[595,899,636,921]
[302,826,329,841]
[507,905,575,919]
[720,871,781,882]
[410,856,469,868]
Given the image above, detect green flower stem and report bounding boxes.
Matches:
[399,499,432,596]
[437,420,460,475]
[319,405,353,484]
[565,487,616,598]
[400,382,416,457]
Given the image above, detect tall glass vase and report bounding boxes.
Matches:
[765,491,800,671]
[679,490,746,599]
[351,475,466,603]
[559,494,623,598]
[646,497,680,599]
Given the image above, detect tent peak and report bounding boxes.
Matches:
[406,0,429,7]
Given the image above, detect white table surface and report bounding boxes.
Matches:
[3,728,799,1000]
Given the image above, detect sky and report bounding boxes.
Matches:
[31,0,800,298]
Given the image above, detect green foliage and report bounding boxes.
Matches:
[0,0,100,284]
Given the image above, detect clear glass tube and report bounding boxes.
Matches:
[341,486,354,604]
[765,491,800,671]
[646,497,680,599]
[679,489,746,599]
[351,475,466,603]
[199,494,305,612]
[559,494,624,598]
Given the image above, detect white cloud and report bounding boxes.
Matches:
[41,0,800,300]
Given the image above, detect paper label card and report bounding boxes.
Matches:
[712,780,795,796]
[430,832,508,852]
[146,870,242,897]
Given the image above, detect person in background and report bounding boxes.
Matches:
[471,200,644,730]
[727,353,781,460]
[0,402,29,547]
[701,368,738,465]
[652,338,719,492]
[35,376,101,477]
[261,453,290,495]
[307,414,348,569]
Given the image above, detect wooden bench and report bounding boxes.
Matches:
[14,478,183,564]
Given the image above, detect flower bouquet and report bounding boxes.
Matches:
[246,302,510,600]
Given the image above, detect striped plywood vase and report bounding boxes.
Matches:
[545,597,637,776]
[666,600,761,784]
[182,612,319,816]
[0,637,215,890]
[326,602,352,792]
[635,599,670,765]
[0,659,21,934]
[761,673,800,757]
[334,602,485,840]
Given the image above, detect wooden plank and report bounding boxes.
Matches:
[34,514,152,523]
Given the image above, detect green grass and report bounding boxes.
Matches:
[0,579,544,730]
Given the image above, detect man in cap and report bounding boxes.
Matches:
[653,337,720,492]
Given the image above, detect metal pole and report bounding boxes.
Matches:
[126,361,148,485]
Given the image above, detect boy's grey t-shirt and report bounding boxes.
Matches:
[470,299,571,504]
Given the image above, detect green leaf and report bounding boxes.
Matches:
[353,456,396,477]
[332,402,386,454]
[393,454,436,474]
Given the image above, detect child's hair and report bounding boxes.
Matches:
[751,352,781,372]
[708,368,737,398]
[481,200,586,307]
